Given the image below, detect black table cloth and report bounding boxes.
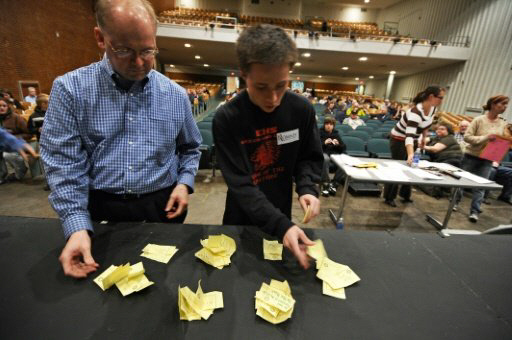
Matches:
[1,216,511,339]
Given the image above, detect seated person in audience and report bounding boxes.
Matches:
[1,89,25,110]
[213,24,323,270]
[487,162,512,205]
[27,94,49,140]
[24,87,38,104]
[324,101,336,115]
[0,128,37,185]
[454,120,470,152]
[342,110,366,130]
[423,123,463,167]
[346,103,367,117]
[319,116,346,196]
[0,97,33,182]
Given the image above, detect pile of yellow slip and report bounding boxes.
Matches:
[254,279,295,324]
[140,243,178,264]
[307,240,361,300]
[93,262,154,297]
[195,234,236,269]
[263,239,283,261]
[178,280,224,321]
[354,162,378,168]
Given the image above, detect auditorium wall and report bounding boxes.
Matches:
[240,0,302,20]
[372,0,512,121]
[301,5,378,23]
[0,0,100,98]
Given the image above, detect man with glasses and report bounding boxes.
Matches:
[40,0,201,279]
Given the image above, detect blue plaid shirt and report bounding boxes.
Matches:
[40,55,202,238]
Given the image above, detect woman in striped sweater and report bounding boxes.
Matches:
[383,86,446,207]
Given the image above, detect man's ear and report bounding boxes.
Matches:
[94,27,106,50]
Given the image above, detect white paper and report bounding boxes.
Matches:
[344,167,372,179]
[457,171,494,184]
[368,168,410,181]
[333,154,367,167]
[407,168,443,180]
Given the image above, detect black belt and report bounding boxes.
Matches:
[90,185,173,201]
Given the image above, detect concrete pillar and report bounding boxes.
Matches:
[385,73,395,100]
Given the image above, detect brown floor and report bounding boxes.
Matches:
[1,169,510,234]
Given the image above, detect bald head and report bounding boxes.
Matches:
[459,120,470,133]
[95,0,157,35]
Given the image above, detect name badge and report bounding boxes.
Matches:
[276,129,299,145]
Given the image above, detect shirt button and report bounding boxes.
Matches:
[128,166,133,170]
[128,117,133,121]
[130,93,134,96]
[127,189,132,193]
[128,141,133,145]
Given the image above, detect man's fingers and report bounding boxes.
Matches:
[298,229,315,246]
[82,248,99,268]
[165,195,177,212]
[166,200,186,219]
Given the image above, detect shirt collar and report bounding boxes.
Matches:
[100,53,152,91]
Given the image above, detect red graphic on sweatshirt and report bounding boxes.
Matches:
[250,139,279,172]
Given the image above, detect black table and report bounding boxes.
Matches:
[1,216,511,339]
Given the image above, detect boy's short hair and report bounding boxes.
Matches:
[236,24,298,73]
[324,115,336,126]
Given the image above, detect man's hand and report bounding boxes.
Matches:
[324,138,332,145]
[283,226,315,269]
[59,230,99,278]
[488,134,497,142]
[18,143,38,162]
[165,184,189,219]
[332,139,339,145]
[299,194,320,223]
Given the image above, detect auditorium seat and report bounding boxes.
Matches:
[342,136,369,157]
[367,138,391,158]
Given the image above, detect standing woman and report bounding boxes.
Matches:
[383,86,445,207]
[462,95,510,222]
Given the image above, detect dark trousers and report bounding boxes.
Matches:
[383,138,411,201]
[88,184,187,224]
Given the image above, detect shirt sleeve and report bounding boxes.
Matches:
[175,94,202,192]
[404,109,421,146]
[213,109,294,241]
[39,78,93,239]
[464,118,487,145]
[0,128,25,152]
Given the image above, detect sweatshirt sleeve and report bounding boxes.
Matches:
[464,118,488,145]
[294,105,323,197]
[213,109,294,240]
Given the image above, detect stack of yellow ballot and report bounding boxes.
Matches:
[263,239,283,261]
[93,262,154,297]
[195,234,236,269]
[140,243,178,264]
[254,279,295,324]
[354,162,378,168]
[307,240,361,300]
[178,280,224,321]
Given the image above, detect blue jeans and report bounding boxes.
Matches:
[460,154,492,215]
[491,166,512,200]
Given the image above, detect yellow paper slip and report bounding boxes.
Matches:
[354,162,378,168]
[178,280,224,321]
[141,243,178,264]
[316,257,361,290]
[195,234,236,269]
[93,262,154,296]
[263,239,283,261]
[302,205,312,224]
[322,281,346,300]
[255,280,295,324]
[307,239,327,264]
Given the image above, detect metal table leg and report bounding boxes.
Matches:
[329,175,351,229]
[426,188,460,230]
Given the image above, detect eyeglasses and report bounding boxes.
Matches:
[106,41,158,60]
[435,95,444,99]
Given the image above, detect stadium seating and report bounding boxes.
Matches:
[367,138,391,158]
[342,136,369,157]
[346,130,370,141]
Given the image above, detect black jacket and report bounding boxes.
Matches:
[319,128,346,155]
